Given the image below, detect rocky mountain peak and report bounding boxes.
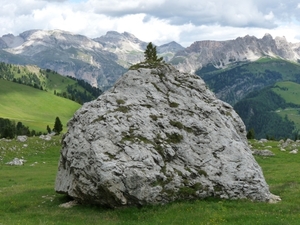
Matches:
[100,31,125,41]
[157,41,184,53]
[262,33,273,40]
[123,31,143,44]
[19,29,41,40]
[5,29,103,56]
[94,31,146,48]
[55,64,277,207]
[93,31,147,68]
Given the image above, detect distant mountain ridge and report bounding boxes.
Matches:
[1,29,300,90]
[0,30,126,90]
[172,34,300,74]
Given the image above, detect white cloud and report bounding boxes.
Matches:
[264,11,274,21]
[0,0,300,47]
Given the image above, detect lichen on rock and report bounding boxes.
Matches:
[55,64,278,207]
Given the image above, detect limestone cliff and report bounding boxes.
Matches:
[55,64,277,207]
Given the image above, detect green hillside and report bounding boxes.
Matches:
[272,81,300,105]
[0,79,81,133]
[0,62,102,104]
[196,57,300,105]
[272,81,300,132]
[234,81,300,140]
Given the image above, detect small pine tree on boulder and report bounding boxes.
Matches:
[144,42,163,63]
[130,42,164,69]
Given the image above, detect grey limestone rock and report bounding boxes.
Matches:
[55,64,275,207]
[6,158,26,165]
[252,149,275,157]
[17,135,27,142]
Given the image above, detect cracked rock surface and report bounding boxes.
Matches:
[55,64,273,207]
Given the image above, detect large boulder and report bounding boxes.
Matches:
[55,64,275,207]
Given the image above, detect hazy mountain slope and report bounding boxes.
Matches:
[157,41,185,61]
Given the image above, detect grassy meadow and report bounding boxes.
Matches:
[0,79,81,132]
[1,136,300,225]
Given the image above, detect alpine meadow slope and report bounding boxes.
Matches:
[0,79,81,133]
[0,62,103,133]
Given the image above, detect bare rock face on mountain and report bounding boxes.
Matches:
[55,64,274,207]
[93,31,147,68]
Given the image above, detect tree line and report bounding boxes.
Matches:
[0,117,63,139]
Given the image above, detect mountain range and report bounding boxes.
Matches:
[2,29,300,91]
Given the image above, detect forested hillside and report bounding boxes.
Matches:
[234,82,299,140]
[197,57,300,105]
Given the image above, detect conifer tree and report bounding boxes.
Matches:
[144,42,163,63]
[46,125,51,134]
[246,128,255,139]
[53,117,63,135]
[129,42,164,69]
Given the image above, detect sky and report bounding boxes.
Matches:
[1,0,300,47]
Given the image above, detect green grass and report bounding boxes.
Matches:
[244,57,300,80]
[43,70,84,94]
[0,63,101,105]
[272,81,300,131]
[207,57,300,81]
[1,137,300,224]
[0,79,81,132]
[272,81,300,105]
